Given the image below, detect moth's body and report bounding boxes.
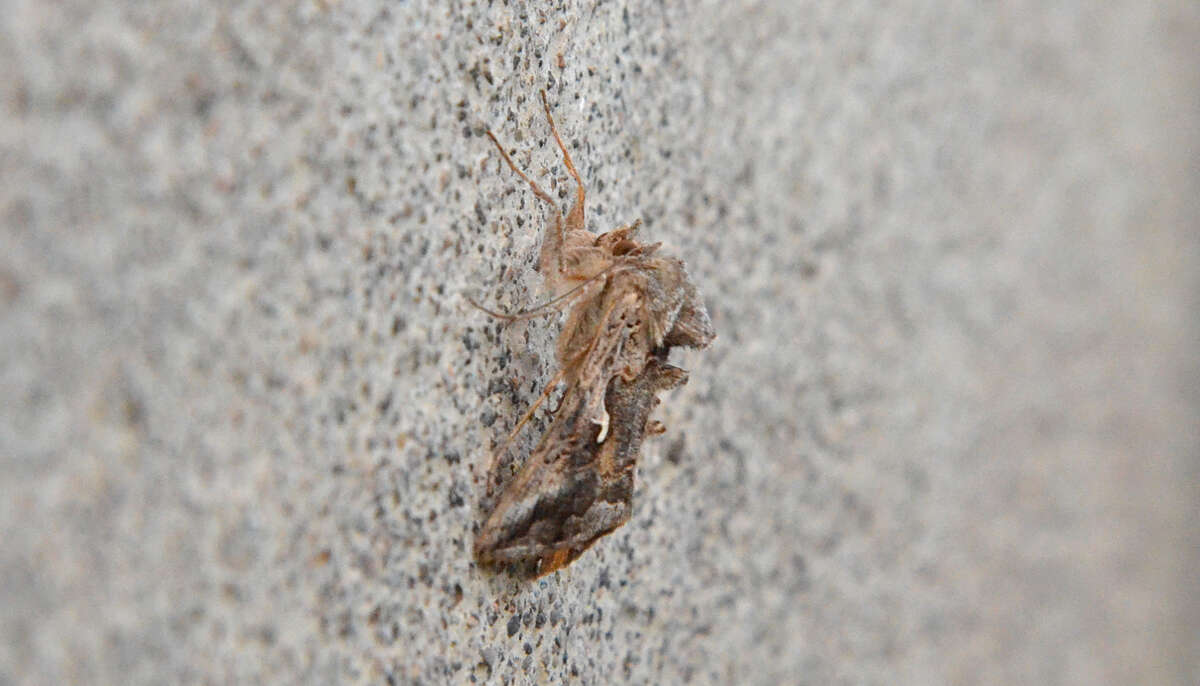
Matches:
[475,91,713,576]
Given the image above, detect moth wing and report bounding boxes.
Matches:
[475,358,688,575]
[534,357,689,575]
[640,257,714,350]
[474,387,616,567]
[476,442,630,572]
[662,279,715,349]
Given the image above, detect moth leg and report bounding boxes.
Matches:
[540,90,586,234]
[486,368,569,486]
[467,268,609,323]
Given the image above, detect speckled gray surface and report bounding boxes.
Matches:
[2,1,1198,684]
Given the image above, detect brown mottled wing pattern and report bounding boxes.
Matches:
[474,354,688,577]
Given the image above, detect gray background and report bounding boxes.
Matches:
[2,1,1197,684]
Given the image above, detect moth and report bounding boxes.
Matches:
[474,91,714,577]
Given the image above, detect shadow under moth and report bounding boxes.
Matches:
[473,91,714,578]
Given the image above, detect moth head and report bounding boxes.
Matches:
[594,220,656,258]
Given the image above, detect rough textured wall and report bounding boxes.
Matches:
[2,1,1197,684]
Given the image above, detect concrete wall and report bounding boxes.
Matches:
[2,1,1197,683]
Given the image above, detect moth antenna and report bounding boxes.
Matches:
[485,129,556,208]
[540,90,586,233]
